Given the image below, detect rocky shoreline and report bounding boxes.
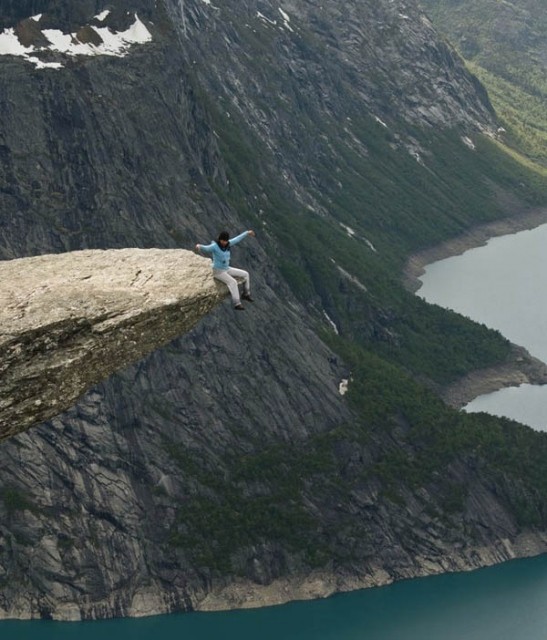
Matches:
[2,531,547,620]
[403,207,547,407]
[194,531,547,614]
[403,207,547,294]
[440,344,547,409]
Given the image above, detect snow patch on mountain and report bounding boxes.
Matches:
[0,13,151,69]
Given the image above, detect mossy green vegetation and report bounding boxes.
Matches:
[0,487,36,515]
[210,101,544,385]
[420,0,547,166]
[468,63,547,168]
[167,338,547,571]
[176,26,547,572]
[324,338,547,529]
[167,435,342,571]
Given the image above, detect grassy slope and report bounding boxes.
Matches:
[419,0,547,166]
[214,103,547,383]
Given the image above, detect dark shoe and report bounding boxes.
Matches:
[234,304,245,311]
[242,293,254,302]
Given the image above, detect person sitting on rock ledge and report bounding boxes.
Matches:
[195,229,256,310]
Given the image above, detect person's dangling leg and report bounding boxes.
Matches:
[227,268,252,301]
[213,269,243,307]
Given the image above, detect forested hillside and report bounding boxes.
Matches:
[419,0,547,165]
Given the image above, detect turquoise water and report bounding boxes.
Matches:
[465,383,547,432]
[3,554,547,639]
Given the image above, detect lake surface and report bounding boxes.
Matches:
[3,554,547,640]
[418,222,547,430]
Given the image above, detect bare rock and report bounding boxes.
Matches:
[75,25,103,47]
[0,248,226,440]
[14,19,50,49]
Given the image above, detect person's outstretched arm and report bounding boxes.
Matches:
[230,230,255,246]
[195,241,215,254]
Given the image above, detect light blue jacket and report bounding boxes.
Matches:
[198,231,249,270]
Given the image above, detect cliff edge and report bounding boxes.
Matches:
[0,248,225,440]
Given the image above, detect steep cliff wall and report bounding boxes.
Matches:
[166,0,497,226]
[0,1,353,619]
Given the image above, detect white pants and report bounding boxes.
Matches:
[213,268,250,306]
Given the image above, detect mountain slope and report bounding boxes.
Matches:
[0,0,547,620]
[419,0,547,165]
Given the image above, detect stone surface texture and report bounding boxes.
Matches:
[0,248,226,439]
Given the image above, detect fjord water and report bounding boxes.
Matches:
[418,222,547,430]
[3,554,547,639]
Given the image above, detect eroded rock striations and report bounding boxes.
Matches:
[0,249,228,440]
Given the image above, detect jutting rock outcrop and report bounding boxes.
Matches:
[0,248,226,440]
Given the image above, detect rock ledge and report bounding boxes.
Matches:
[0,248,226,440]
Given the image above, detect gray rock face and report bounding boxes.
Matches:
[167,0,496,172]
[0,247,350,621]
[0,248,229,439]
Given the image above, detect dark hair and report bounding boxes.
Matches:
[216,230,230,250]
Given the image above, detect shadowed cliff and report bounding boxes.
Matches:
[0,248,227,440]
